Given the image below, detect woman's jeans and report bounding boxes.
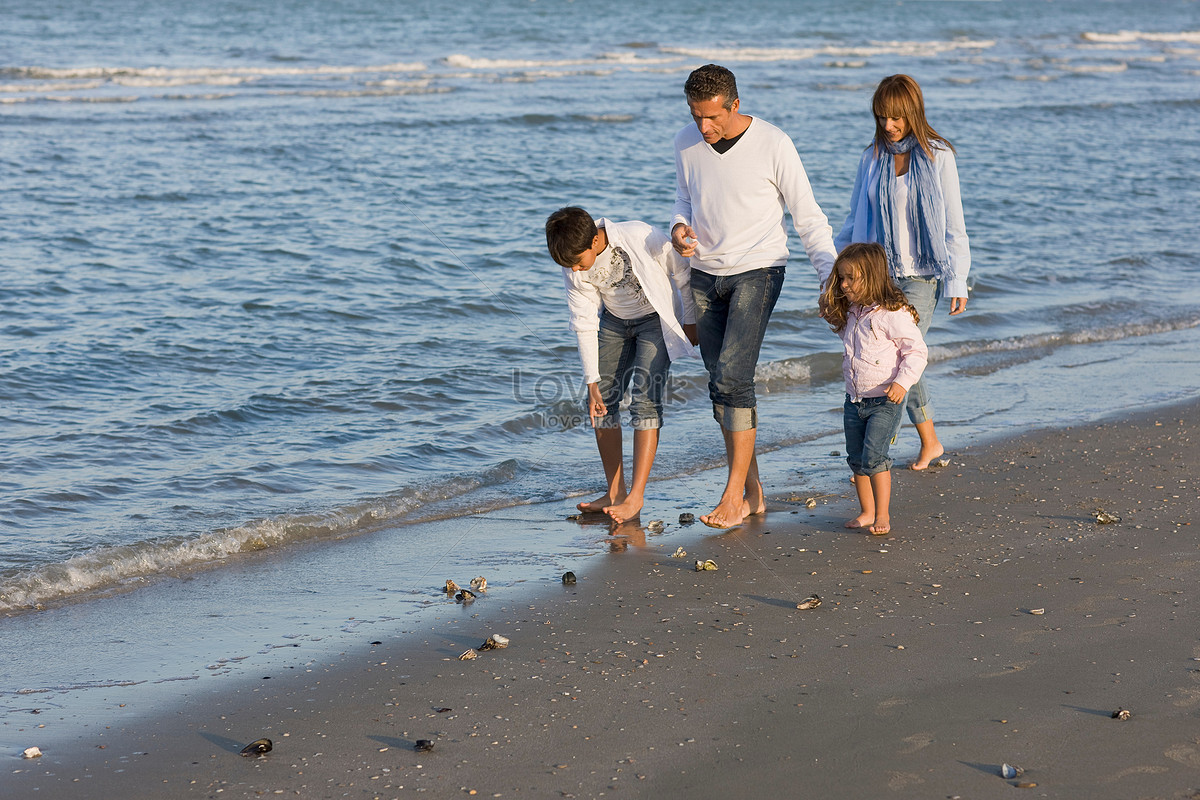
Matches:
[594,310,670,430]
[690,266,785,432]
[894,275,940,425]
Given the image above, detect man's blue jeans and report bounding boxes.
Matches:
[690,266,785,432]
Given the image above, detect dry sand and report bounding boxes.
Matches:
[7,401,1200,799]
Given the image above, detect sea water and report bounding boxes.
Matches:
[2,0,1199,698]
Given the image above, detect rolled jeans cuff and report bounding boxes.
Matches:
[712,402,756,432]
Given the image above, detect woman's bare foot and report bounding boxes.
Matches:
[604,498,643,525]
[869,517,891,535]
[577,493,622,513]
[910,442,944,471]
[845,511,874,529]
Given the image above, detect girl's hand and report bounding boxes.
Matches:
[587,383,607,426]
[885,382,908,403]
[948,296,968,316]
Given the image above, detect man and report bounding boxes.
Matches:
[671,64,837,528]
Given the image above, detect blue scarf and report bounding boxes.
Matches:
[877,135,952,281]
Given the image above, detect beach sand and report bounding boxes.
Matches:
[7,400,1200,799]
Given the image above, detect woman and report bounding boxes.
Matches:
[835,74,971,470]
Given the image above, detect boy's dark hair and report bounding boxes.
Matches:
[545,207,597,268]
[684,64,738,109]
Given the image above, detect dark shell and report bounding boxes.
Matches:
[561,571,577,585]
[796,594,822,610]
[679,513,695,525]
[414,739,434,752]
[240,738,272,756]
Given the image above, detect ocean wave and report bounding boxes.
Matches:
[1082,30,1200,45]
[934,315,1200,363]
[663,38,995,63]
[0,461,521,613]
[3,62,427,81]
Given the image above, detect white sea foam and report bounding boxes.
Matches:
[1082,30,1200,45]
[10,62,427,82]
[1060,62,1129,74]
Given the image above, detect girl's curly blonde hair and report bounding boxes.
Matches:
[820,242,919,332]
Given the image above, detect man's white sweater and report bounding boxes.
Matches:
[671,116,837,283]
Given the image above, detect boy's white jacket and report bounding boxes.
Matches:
[562,218,698,385]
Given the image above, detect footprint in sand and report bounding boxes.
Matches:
[875,697,910,716]
[1106,765,1169,783]
[899,732,935,754]
[1164,744,1200,769]
[886,771,925,790]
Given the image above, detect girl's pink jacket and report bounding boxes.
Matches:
[838,304,928,402]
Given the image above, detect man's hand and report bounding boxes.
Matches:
[948,296,968,316]
[671,223,697,257]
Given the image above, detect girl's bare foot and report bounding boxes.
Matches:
[603,498,643,525]
[578,493,622,513]
[845,511,874,529]
[910,442,944,471]
[869,516,891,535]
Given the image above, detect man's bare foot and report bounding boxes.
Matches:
[604,498,643,525]
[869,517,891,535]
[910,442,944,471]
[845,511,874,529]
[701,498,751,529]
[578,493,622,513]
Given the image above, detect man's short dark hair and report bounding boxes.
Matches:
[545,207,597,268]
[684,64,738,109]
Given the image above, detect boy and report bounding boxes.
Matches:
[545,207,698,524]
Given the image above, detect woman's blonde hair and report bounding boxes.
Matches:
[871,74,954,160]
[820,243,919,332]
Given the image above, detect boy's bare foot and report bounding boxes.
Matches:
[577,493,622,513]
[845,512,874,529]
[603,498,643,525]
[701,498,751,528]
[869,519,891,535]
[909,442,944,471]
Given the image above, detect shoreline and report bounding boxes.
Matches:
[6,397,1199,798]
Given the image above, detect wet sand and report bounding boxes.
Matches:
[7,400,1200,799]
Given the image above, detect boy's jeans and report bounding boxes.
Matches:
[894,275,940,425]
[594,310,669,430]
[844,394,904,476]
[690,266,785,432]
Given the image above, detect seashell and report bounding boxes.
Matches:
[804,498,817,509]
[829,450,841,457]
[414,739,434,752]
[458,649,478,661]
[1096,511,1121,524]
[934,458,951,468]
[1029,608,1045,615]
[240,738,272,757]
[469,576,487,591]
[679,513,695,525]
[1001,763,1023,779]
[566,514,582,521]
[1112,707,1131,720]
[480,634,509,650]
[671,546,687,558]
[561,571,576,585]
[22,746,42,759]
[646,520,665,533]
[455,589,476,603]
[444,579,460,594]
[1015,783,1037,789]
[694,559,718,572]
[796,594,822,610]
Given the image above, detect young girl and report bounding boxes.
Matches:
[835,74,970,470]
[821,243,928,535]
